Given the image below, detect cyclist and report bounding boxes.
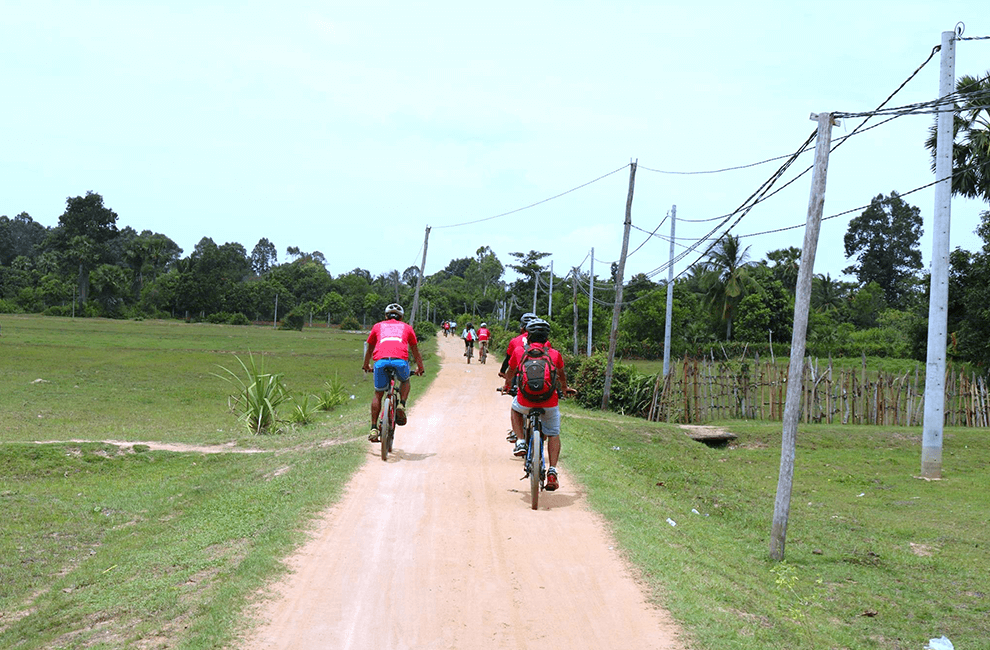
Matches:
[502,318,574,491]
[461,322,478,359]
[477,322,491,361]
[362,303,425,443]
[442,320,451,337]
[499,312,537,443]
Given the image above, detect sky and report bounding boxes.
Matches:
[3,0,988,288]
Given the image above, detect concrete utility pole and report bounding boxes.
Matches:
[548,260,554,317]
[663,205,676,378]
[922,29,957,479]
[602,161,637,410]
[572,267,579,355]
[409,226,430,328]
[532,268,539,314]
[587,249,594,357]
[770,113,837,561]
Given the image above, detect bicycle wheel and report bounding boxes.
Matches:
[380,395,392,461]
[387,400,395,453]
[529,425,541,510]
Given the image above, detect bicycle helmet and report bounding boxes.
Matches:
[480,322,487,328]
[526,318,551,343]
[520,312,537,330]
[384,303,404,320]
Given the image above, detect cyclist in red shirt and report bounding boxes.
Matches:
[502,318,574,491]
[499,312,537,443]
[477,322,491,361]
[362,303,425,442]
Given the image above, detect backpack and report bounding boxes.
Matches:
[466,330,474,341]
[518,344,557,402]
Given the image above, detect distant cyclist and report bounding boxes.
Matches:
[499,312,537,443]
[502,318,574,491]
[477,322,491,360]
[442,320,451,337]
[362,303,425,443]
[461,322,478,359]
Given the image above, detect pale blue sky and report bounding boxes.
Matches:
[2,0,987,284]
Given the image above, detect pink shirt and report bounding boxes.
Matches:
[505,333,528,360]
[367,320,417,360]
[477,327,490,341]
[509,342,564,408]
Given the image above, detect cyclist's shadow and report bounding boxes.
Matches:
[509,488,581,509]
[372,449,436,462]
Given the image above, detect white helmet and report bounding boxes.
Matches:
[384,303,404,319]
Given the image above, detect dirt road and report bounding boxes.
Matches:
[241,334,686,649]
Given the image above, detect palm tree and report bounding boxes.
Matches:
[926,71,990,202]
[702,234,757,340]
[811,273,844,313]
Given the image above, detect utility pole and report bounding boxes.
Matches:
[587,249,594,357]
[409,226,430,328]
[663,205,676,378]
[770,112,837,562]
[922,29,957,479]
[273,293,279,329]
[572,267,579,355]
[548,260,554,318]
[602,161,637,410]
[532,269,539,314]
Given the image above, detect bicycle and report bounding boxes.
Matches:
[377,366,400,461]
[498,386,550,510]
[479,340,488,364]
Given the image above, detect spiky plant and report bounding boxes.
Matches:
[213,353,290,434]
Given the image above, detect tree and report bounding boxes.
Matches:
[765,247,802,294]
[251,238,278,275]
[48,192,120,303]
[926,71,990,203]
[811,273,845,313]
[843,191,923,309]
[0,212,48,266]
[701,235,757,340]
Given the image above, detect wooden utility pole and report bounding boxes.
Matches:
[922,29,957,479]
[409,226,430,328]
[587,249,594,357]
[770,113,836,561]
[572,267,579,355]
[663,205,676,378]
[602,161,637,410]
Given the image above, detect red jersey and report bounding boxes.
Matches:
[477,327,490,341]
[367,320,417,360]
[505,333,528,360]
[509,341,564,408]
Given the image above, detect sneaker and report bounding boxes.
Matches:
[545,467,559,491]
[506,431,518,443]
[368,427,380,443]
[395,405,407,426]
[513,440,527,457]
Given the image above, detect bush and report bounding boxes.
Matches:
[571,353,648,416]
[0,299,16,314]
[413,320,435,342]
[339,315,361,331]
[281,308,305,331]
[42,305,73,317]
[226,312,251,326]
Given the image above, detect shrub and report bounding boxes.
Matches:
[571,353,646,415]
[226,312,251,326]
[281,308,305,331]
[339,315,361,331]
[413,320,434,342]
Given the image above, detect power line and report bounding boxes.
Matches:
[433,164,630,229]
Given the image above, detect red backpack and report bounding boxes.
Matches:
[518,344,557,402]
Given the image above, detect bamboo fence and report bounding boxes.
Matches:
[645,356,990,427]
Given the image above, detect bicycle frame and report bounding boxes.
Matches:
[523,408,546,510]
[378,367,399,461]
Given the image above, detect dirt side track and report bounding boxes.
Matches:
[240,334,687,650]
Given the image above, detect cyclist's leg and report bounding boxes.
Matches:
[370,361,392,438]
[510,399,528,455]
[388,359,412,424]
[541,406,562,467]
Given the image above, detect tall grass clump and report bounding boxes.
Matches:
[214,353,290,434]
[317,373,348,411]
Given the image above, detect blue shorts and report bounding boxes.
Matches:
[373,358,410,391]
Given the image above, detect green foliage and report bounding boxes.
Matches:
[316,374,348,411]
[214,353,290,434]
[926,71,990,202]
[339,315,361,331]
[571,353,646,415]
[413,319,434,342]
[281,308,305,331]
[285,394,318,425]
[843,192,923,309]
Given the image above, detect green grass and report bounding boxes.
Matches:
[560,407,990,650]
[0,314,438,649]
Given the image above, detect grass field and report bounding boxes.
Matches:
[2,314,987,649]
